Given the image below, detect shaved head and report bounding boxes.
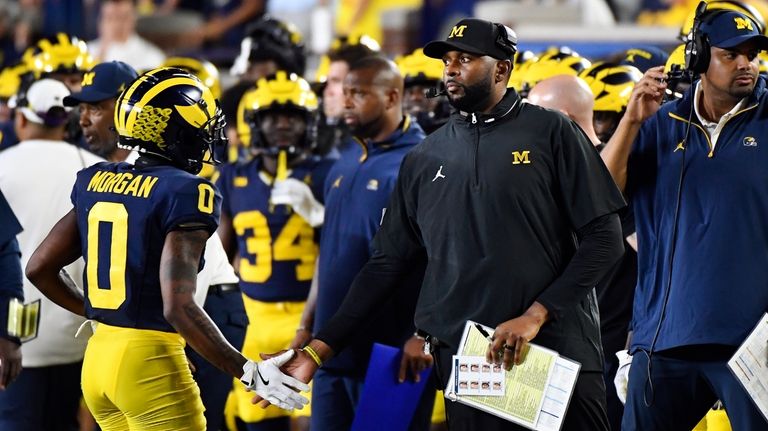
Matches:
[348,55,404,93]
[343,56,405,141]
[527,75,601,146]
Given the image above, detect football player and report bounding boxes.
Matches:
[222,17,306,162]
[25,33,97,147]
[25,68,309,430]
[216,71,334,431]
[395,48,450,134]
[578,62,643,145]
[161,55,229,172]
[26,33,95,93]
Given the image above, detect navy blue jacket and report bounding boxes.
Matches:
[0,190,23,341]
[629,78,768,353]
[315,117,425,375]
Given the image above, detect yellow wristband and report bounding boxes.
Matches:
[301,345,323,367]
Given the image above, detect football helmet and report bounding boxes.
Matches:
[579,62,642,113]
[507,50,538,91]
[395,49,450,133]
[237,71,318,158]
[679,0,766,40]
[330,34,381,52]
[313,34,381,88]
[520,50,591,98]
[161,56,222,100]
[396,48,443,86]
[760,52,768,75]
[27,33,95,77]
[0,62,32,102]
[664,44,691,100]
[230,16,306,76]
[114,67,226,174]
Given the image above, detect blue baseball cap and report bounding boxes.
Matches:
[619,46,670,73]
[63,61,138,106]
[701,11,768,49]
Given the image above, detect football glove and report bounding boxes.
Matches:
[614,349,633,404]
[270,178,324,227]
[240,350,310,411]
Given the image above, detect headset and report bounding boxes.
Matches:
[495,24,518,58]
[685,1,762,73]
[645,0,722,407]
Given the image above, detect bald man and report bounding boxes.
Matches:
[528,75,602,147]
[291,55,433,430]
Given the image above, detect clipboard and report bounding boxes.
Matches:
[444,321,580,431]
[727,312,768,422]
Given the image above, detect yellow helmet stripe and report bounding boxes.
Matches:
[123,77,212,136]
[116,67,171,134]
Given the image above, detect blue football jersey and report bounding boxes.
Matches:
[71,162,221,332]
[216,157,333,302]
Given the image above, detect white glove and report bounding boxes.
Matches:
[614,350,633,404]
[270,178,325,227]
[240,350,310,411]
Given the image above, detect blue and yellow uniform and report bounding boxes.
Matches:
[216,156,332,424]
[72,161,221,430]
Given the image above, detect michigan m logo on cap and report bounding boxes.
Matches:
[82,72,95,86]
[735,17,753,31]
[449,25,468,38]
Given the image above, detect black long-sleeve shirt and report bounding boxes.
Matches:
[317,90,626,371]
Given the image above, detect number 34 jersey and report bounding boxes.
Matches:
[71,161,221,332]
[216,157,333,302]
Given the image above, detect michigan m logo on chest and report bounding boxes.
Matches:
[512,151,531,165]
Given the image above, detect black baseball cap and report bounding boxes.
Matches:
[63,61,138,106]
[423,18,517,60]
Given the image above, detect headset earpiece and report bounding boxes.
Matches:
[685,1,710,74]
[495,24,518,58]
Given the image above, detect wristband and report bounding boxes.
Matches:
[301,345,323,367]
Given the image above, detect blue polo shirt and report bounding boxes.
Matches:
[628,78,768,354]
[315,117,425,375]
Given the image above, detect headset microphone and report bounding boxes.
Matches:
[425,87,447,98]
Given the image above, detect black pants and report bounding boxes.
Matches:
[433,344,609,431]
[0,361,83,431]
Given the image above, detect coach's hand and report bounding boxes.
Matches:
[241,350,310,411]
[398,335,433,383]
[0,338,21,390]
[487,302,549,370]
[253,340,331,407]
[624,65,666,125]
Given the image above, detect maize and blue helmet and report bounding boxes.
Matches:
[237,71,318,157]
[114,67,226,174]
